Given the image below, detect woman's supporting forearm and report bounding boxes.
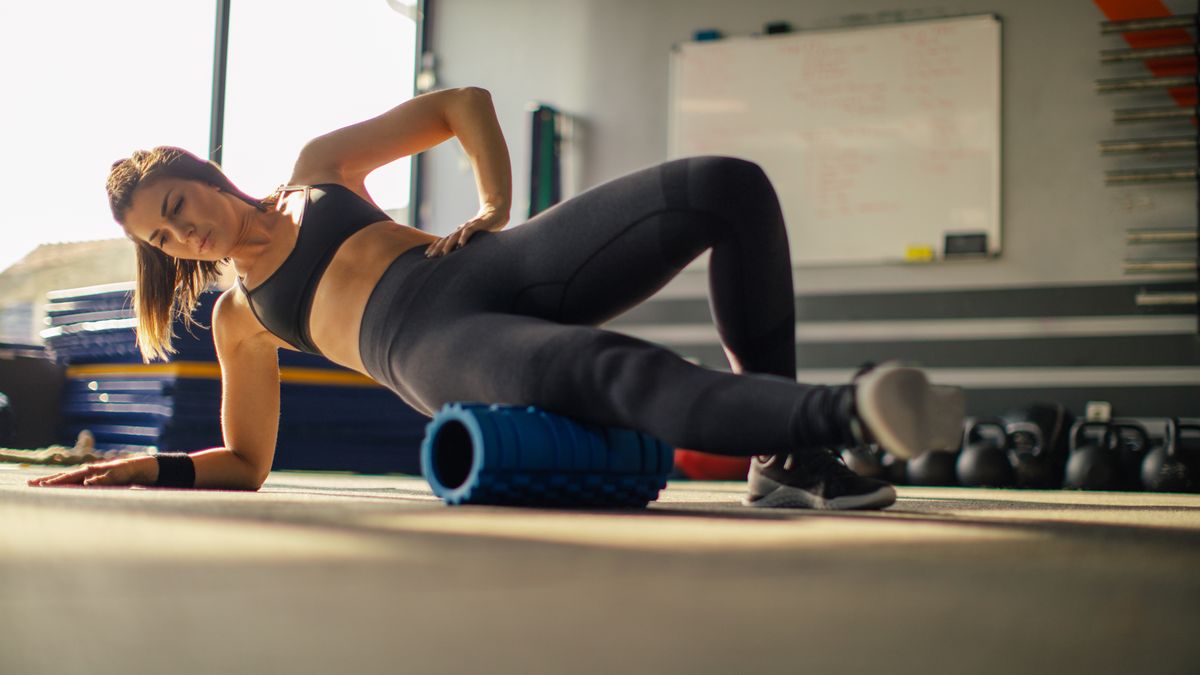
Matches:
[187,447,266,490]
[444,87,512,214]
[29,446,265,490]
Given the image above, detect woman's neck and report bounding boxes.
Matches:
[230,194,300,282]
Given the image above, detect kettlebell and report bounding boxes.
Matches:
[1003,402,1074,486]
[0,392,12,447]
[1182,421,1200,492]
[956,419,1016,487]
[1064,421,1147,490]
[1110,420,1152,490]
[907,415,963,486]
[1005,420,1055,489]
[1141,418,1192,492]
[907,448,960,486]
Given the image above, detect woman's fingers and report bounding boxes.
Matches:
[428,209,507,257]
[29,467,90,486]
[440,231,455,253]
[28,460,127,487]
[430,234,454,257]
[426,226,470,258]
[457,219,484,246]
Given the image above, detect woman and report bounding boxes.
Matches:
[28,87,963,509]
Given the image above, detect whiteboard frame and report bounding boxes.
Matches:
[667,14,1002,268]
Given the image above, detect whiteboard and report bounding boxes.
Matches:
[668,15,1001,266]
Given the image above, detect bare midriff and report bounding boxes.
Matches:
[234,181,441,372]
[307,221,437,374]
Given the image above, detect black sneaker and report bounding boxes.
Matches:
[744,449,897,510]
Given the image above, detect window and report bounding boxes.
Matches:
[0,1,215,273]
[0,2,419,343]
[220,0,418,222]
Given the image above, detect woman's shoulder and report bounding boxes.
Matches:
[214,285,289,351]
[216,284,272,343]
[285,166,377,210]
[286,163,346,189]
[214,285,258,334]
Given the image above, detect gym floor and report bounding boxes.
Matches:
[2,465,1198,675]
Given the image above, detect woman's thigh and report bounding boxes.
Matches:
[464,157,725,324]
[391,310,600,418]
[390,309,696,427]
[387,307,806,453]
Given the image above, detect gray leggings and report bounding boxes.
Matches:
[358,156,852,457]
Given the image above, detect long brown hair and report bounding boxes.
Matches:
[107,146,276,363]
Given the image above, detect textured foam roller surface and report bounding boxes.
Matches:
[421,403,674,507]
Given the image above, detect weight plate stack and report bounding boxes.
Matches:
[420,402,674,507]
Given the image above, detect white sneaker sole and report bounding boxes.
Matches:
[743,479,897,510]
[855,364,966,460]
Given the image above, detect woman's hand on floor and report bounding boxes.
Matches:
[27,456,157,488]
[425,204,509,258]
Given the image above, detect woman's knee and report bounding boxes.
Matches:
[685,156,780,225]
[690,155,769,189]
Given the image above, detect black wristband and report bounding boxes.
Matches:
[154,452,196,488]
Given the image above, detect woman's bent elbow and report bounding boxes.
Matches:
[247,469,270,491]
[459,86,492,102]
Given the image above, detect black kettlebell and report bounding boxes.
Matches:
[957,419,1016,487]
[841,445,886,480]
[0,392,12,447]
[1141,418,1192,492]
[1110,420,1152,490]
[1003,402,1074,487]
[1005,420,1055,489]
[907,449,959,486]
[1182,421,1200,492]
[1064,421,1147,490]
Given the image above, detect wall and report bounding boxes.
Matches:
[421,0,1199,416]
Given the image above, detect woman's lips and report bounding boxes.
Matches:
[200,232,210,252]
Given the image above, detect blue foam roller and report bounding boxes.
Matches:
[420,402,674,507]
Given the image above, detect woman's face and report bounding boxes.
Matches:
[123,177,241,261]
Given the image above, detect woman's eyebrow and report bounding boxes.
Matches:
[160,189,172,218]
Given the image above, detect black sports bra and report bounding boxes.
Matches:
[236,183,393,356]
